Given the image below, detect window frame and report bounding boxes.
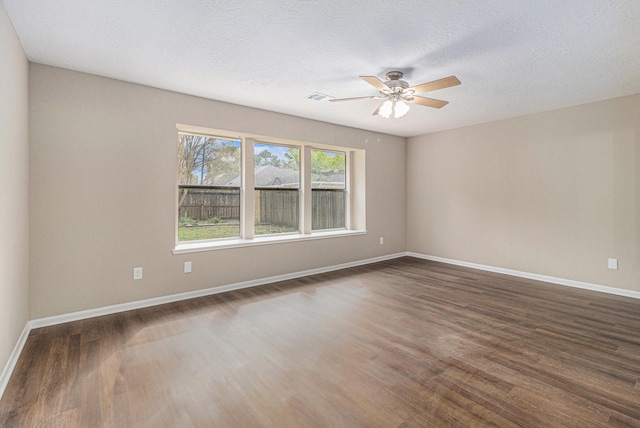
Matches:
[173,125,366,254]
[253,141,301,237]
[310,148,347,232]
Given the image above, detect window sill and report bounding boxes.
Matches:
[172,229,367,254]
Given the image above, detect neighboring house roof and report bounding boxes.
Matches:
[214,165,345,189]
[255,165,300,187]
[212,171,241,186]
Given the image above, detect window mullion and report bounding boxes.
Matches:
[351,149,366,231]
[301,145,312,234]
[345,150,352,230]
[241,138,255,239]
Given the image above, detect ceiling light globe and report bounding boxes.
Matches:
[379,100,393,118]
[394,101,410,118]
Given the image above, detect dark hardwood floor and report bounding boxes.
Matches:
[2,257,640,427]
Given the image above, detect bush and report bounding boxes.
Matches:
[206,217,222,224]
[179,216,198,225]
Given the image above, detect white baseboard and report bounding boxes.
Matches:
[5,250,636,400]
[1,252,405,400]
[407,252,640,300]
[29,252,406,329]
[0,323,31,400]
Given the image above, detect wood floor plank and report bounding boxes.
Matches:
[1,257,640,427]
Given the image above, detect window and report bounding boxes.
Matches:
[311,149,346,230]
[254,143,300,235]
[175,127,366,251]
[177,132,241,241]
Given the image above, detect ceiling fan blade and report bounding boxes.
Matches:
[412,96,449,109]
[410,76,461,93]
[372,102,384,116]
[328,96,377,102]
[360,75,388,91]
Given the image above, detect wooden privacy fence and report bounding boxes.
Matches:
[255,189,299,228]
[179,186,345,229]
[179,186,240,221]
[312,190,346,230]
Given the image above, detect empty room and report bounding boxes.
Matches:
[1,1,639,426]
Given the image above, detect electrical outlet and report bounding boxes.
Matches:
[608,258,618,270]
[184,261,192,274]
[133,267,143,280]
[379,237,384,245]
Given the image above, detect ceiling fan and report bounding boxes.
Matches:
[329,71,461,118]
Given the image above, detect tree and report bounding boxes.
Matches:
[283,148,344,174]
[311,150,345,174]
[254,149,282,167]
[178,133,206,185]
[284,147,300,169]
[178,134,241,207]
[202,139,241,185]
[178,133,240,185]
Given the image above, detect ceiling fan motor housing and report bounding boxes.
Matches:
[383,71,411,96]
[383,71,413,101]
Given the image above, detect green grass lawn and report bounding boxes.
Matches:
[178,223,298,241]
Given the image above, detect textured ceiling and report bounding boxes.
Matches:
[4,0,640,137]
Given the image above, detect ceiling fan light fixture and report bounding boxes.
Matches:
[378,99,393,118]
[378,99,409,119]
[394,100,409,118]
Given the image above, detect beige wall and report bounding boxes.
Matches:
[0,4,29,373]
[407,94,640,291]
[23,57,640,324]
[29,64,406,319]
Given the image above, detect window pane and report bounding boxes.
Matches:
[311,150,345,190]
[177,132,241,241]
[254,143,299,235]
[312,150,346,230]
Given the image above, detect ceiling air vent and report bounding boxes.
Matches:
[307,92,333,101]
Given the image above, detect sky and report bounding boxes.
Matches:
[255,143,294,161]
